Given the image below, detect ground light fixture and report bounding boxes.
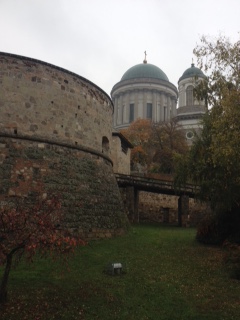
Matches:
[104,262,125,275]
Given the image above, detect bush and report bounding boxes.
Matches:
[223,241,240,280]
[196,215,223,245]
[196,207,240,245]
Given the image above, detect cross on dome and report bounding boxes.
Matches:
[143,51,147,64]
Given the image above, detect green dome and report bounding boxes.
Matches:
[179,63,205,82]
[121,63,169,82]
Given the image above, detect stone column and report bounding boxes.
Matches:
[143,90,147,118]
[113,95,118,127]
[172,98,177,117]
[160,92,164,121]
[167,95,171,120]
[178,84,183,108]
[124,186,139,223]
[181,83,186,107]
[134,89,138,120]
[138,90,143,118]
[117,94,123,125]
[178,195,189,227]
[124,91,130,124]
[126,186,135,222]
[152,90,157,122]
[156,92,161,122]
[134,187,139,223]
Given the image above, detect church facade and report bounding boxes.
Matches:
[111,56,207,143]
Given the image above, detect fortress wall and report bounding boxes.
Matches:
[0,53,113,152]
[0,52,129,239]
[119,187,210,226]
[138,192,211,226]
[0,138,129,239]
[111,135,131,175]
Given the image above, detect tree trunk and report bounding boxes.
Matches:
[0,254,13,304]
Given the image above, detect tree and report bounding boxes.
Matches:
[151,120,188,174]
[193,34,240,107]
[174,34,240,242]
[121,119,153,170]
[121,118,188,174]
[0,197,84,304]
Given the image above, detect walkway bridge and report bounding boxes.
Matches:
[115,174,197,197]
[115,174,199,226]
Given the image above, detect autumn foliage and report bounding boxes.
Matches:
[177,35,240,210]
[174,34,240,244]
[121,118,188,174]
[0,197,84,304]
[121,119,152,167]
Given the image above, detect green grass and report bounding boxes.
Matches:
[1,224,240,319]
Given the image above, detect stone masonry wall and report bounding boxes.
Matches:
[0,52,129,239]
[138,192,211,226]
[0,138,129,239]
[111,135,131,175]
[0,52,113,153]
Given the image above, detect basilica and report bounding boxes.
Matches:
[111,54,207,143]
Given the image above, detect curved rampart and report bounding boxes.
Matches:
[0,52,129,239]
[0,52,113,153]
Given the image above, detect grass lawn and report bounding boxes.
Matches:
[1,224,240,319]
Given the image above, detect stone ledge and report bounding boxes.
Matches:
[0,133,113,166]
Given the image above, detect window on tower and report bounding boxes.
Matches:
[186,85,194,106]
[102,136,109,155]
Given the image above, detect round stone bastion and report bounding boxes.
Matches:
[0,52,129,239]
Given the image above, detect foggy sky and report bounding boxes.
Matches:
[0,0,239,96]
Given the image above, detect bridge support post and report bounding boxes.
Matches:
[134,187,139,223]
[125,187,139,223]
[178,195,189,227]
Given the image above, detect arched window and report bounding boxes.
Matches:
[186,85,194,106]
[102,136,109,155]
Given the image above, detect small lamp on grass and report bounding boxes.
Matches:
[104,262,125,275]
